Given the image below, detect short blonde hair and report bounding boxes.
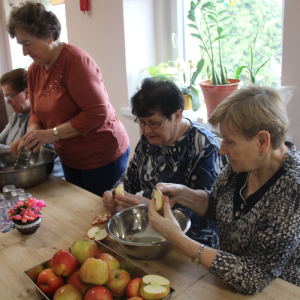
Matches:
[208,85,289,149]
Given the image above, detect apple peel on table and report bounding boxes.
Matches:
[140,274,170,300]
[115,182,125,196]
[91,213,110,225]
[87,227,108,242]
[153,188,164,211]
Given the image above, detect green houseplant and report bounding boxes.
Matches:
[235,29,281,85]
[187,0,241,116]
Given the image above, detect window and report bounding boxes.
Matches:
[180,0,283,88]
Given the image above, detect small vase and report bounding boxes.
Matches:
[14,218,41,235]
[183,94,193,110]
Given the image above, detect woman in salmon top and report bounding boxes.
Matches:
[8,2,130,196]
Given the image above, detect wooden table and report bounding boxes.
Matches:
[0,175,299,300]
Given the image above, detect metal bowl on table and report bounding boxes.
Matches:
[106,204,191,260]
[0,146,56,189]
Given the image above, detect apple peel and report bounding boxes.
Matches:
[91,213,110,225]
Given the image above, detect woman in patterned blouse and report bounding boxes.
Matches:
[148,85,300,293]
[103,78,223,244]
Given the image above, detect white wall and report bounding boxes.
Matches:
[281,0,300,148]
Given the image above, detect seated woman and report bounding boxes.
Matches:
[0,68,64,179]
[103,78,224,244]
[148,85,300,293]
[0,68,30,145]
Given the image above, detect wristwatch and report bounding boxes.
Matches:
[53,127,61,140]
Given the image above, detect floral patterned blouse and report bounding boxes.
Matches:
[117,120,223,228]
[205,141,300,294]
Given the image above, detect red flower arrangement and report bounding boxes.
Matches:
[8,197,47,225]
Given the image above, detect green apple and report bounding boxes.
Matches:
[140,274,170,300]
[53,284,82,300]
[70,238,98,265]
[97,253,120,270]
[105,269,131,297]
[80,257,109,285]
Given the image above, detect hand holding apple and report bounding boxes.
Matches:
[115,182,125,196]
[51,249,78,277]
[153,188,163,211]
[53,284,82,300]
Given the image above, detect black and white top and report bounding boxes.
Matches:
[205,141,300,294]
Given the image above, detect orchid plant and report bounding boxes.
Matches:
[8,197,47,225]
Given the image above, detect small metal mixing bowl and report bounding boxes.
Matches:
[106,204,191,259]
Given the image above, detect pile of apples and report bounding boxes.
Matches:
[27,237,170,300]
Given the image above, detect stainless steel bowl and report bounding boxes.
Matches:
[0,146,56,189]
[106,204,191,259]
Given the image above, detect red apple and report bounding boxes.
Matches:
[126,277,143,298]
[84,286,113,300]
[105,269,131,297]
[71,238,98,265]
[97,253,120,270]
[26,264,44,282]
[36,268,65,296]
[53,284,82,300]
[44,260,52,269]
[52,249,78,277]
[127,297,144,300]
[80,257,109,285]
[66,269,92,294]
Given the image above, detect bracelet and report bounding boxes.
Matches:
[192,244,205,265]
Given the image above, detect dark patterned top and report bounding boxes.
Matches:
[117,121,223,226]
[205,141,300,294]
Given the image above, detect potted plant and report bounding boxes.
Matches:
[235,29,281,85]
[8,197,47,234]
[187,0,241,116]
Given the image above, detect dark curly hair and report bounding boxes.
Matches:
[0,68,28,92]
[7,1,61,41]
[131,77,184,119]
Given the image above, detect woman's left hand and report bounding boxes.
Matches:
[148,196,182,241]
[22,129,56,152]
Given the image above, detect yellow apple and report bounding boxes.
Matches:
[140,274,170,300]
[97,253,120,270]
[115,182,125,196]
[80,257,109,285]
[153,188,163,211]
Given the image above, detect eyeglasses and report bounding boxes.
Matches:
[3,91,21,101]
[134,117,168,130]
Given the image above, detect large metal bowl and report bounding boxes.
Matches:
[106,204,191,259]
[0,146,56,189]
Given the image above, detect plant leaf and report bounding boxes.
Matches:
[208,15,217,23]
[191,33,202,39]
[235,66,252,79]
[213,35,226,43]
[219,16,231,22]
[217,26,223,36]
[188,24,198,29]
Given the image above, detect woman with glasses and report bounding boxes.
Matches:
[7,2,129,196]
[0,68,30,145]
[103,78,223,243]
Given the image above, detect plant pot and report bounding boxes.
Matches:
[14,218,41,235]
[183,94,193,110]
[199,79,241,117]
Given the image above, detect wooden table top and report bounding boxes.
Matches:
[0,175,299,300]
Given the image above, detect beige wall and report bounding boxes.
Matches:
[282,0,300,148]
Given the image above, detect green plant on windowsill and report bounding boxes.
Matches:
[235,29,281,85]
[143,61,178,79]
[188,0,234,85]
[174,58,205,111]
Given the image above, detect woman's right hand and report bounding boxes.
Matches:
[156,183,185,205]
[102,190,119,213]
